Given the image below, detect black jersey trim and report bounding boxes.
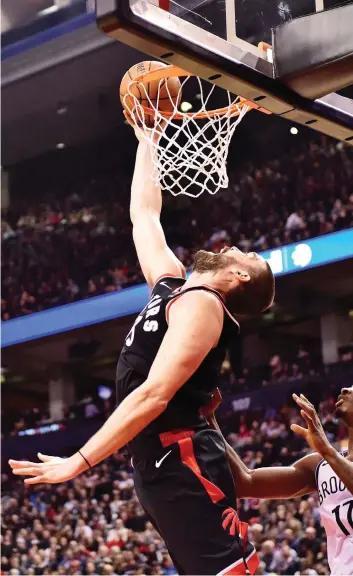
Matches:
[315,458,324,487]
[165,286,240,332]
[315,448,349,487]
[152,274,185,292]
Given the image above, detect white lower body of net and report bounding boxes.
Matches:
[126,77,249,197]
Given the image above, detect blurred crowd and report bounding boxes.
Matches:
[2,376,349,576]
[2,137,353,320]
[3,345,353,438]
[2,134,353,575]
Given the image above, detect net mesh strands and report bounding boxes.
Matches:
[123,73,249,197]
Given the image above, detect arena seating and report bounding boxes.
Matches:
[3,349,353,437]
[2,132,353,575]
[2,137,353,320]
[2,373,349,575]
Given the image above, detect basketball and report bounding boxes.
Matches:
[120,61,181,126]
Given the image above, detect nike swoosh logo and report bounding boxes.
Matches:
[159,282,171,290]
[155,450,172,468]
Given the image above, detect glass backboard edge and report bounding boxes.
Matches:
[96,0,353,143]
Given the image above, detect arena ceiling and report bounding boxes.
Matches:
[2,36,144,165]
[3,18,350,166]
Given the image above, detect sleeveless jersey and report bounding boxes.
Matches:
[116,275,240,457]
[316,450,353,575]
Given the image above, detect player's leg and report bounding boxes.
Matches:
[133,428,259,575]
[138,505,186,575]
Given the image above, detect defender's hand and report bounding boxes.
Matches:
[291,394,334,458]
[200,388,222,417]
[9,452,86,485]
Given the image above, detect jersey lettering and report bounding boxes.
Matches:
[332,499,353,536]
[329,476,338,494]
[147,295,162,308]
[146,306,160,318]
[318,475,346,504]
[125,294,163,346]
[316,452,353,574]
[143,320,159,332]
[125,315,143,347]
[322,481,330,500]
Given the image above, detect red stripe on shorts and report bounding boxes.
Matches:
[220,549,259,575]
[159,429,194,448]
[159,0,170,10]
[178,437,225,504]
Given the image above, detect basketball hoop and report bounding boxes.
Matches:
[123,64,271,197]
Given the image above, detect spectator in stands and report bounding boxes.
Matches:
[285,210,306,231]
[2,376,345,576]
[2,137,353,320]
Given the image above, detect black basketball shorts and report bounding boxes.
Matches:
[133,428,259,575]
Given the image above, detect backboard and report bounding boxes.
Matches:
[97,0,353,143]
[160,0,351,47]
[155,0,319,50]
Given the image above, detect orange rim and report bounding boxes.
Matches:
[126,63,272,119]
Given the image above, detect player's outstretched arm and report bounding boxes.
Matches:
[9,291,223,485]
[240,454,320,498]
[129,127,185,287]
[208,413,319,499]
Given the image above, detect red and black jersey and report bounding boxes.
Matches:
[116,275,240,456]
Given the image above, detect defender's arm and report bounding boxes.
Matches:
[209,414,319,499]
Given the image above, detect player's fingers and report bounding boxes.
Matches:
[123,110,137,130]
[37,453,55,463]
[8,459,35,469]
[290,423,308,438]
[300,394,312,406]
[293,393,310,406]
[12,466,46,476]
[123,110,143,134]
[214,388,223,402]
[299,402,316,421]
[24,475,47,485]
[293,394,315,417]
[300,396,321,425]
[300,410,314,429]
[299,393,315,408]
[300,394,316,413]
[292,393,303,405]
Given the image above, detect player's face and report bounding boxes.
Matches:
[334,386,353,426]
[193,246,265,273]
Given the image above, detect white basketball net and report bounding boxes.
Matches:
[124,76,249,197]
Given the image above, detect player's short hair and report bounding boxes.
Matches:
[227,261,275,315]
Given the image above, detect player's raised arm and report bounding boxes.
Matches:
[9,290,223,484]
[129,128,185,287]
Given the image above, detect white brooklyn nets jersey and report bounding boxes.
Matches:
[316,450,353,575]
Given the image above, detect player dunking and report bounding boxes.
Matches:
[9,127,274,575]
[210,389,353,575]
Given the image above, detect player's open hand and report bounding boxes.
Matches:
[291,394,334,458]
[8,452,84,485]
